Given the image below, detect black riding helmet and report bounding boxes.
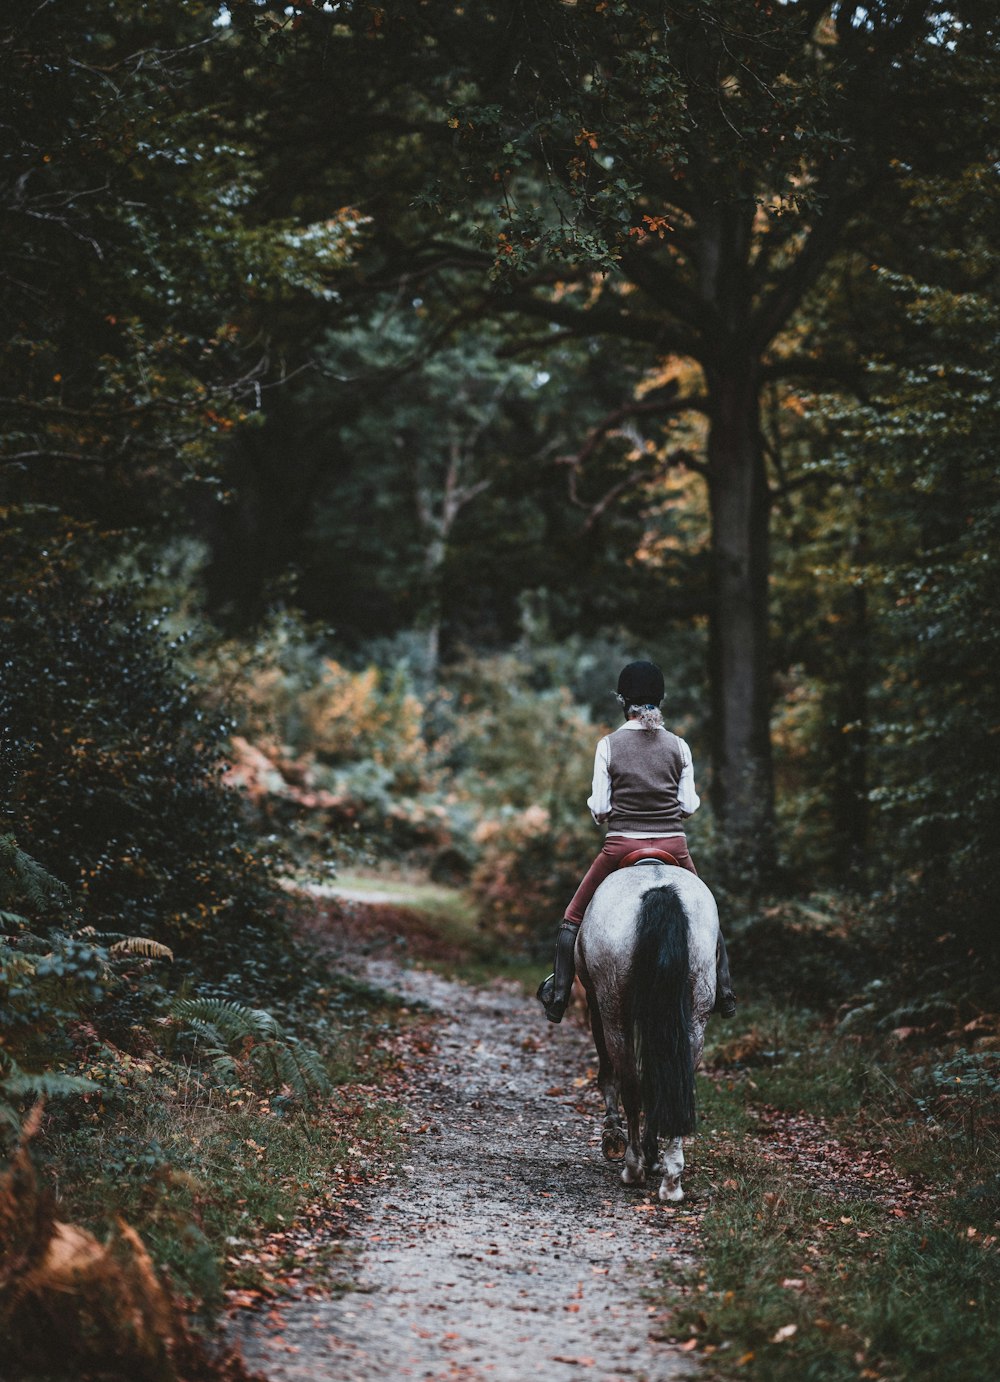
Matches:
[616,660,665,709]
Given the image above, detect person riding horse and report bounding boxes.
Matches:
[537,660,737,1024]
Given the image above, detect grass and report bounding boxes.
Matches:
[330,870,479,927]
[665,1003,1000,1382]
[309,867,546,989]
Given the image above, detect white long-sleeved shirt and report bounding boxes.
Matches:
[587,721,700,838]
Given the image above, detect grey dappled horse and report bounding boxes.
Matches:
[575,865,719,1202]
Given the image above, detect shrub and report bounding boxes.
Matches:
[0,565,280,969]
[445,654,604,945]
[470,805,594,951]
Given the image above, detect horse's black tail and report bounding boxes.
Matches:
[631,884,696,1142]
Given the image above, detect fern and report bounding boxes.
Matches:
[0,1052,98,1140]
[109,937,174,961]
[171,997,331,1102]
[173,997,276,1045]
[0,834,70,914]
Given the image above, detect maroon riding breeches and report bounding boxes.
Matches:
[563,834,698,927]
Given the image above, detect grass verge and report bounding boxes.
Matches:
[663,1002,1000,1382]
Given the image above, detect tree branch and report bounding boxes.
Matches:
[497,290,698,353]
[748,171,874,354]
[557,389,709,529]
[761,354,870,397]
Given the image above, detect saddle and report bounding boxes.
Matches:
[616,846,680,870]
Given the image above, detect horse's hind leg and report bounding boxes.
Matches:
[656,1137,685,1203]
[620,1067,645,1187]
[587,992,626,1160]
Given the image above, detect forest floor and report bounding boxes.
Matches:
[224,884,998,1382]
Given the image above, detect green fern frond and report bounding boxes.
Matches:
[247,1008,283,1041]
[0,835,71,913]
[287,1041,331,1095]
[0,1052,98,1139]
[1,1070,99,1097]
[207,1053,240,1083]
[179,1018,228,1052]
[248,1038,331,1099]
[172,997,290,1045]
[252,1041,299,1094]
[171,996,330,1101]
[172,996,259,1044]
[109,937,174,961]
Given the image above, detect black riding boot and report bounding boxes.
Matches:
[536,921,579,1024]
[714,929,737,1018]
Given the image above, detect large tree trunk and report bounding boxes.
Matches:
[705,365,776,881]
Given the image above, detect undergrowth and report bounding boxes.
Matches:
[34,971,408,1314]
[666,1002,1000,1382]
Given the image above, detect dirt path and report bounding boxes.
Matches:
[230,955,702,1382]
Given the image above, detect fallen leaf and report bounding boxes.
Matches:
[771,1324,798,1343]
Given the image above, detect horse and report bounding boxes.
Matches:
[574,861,720,1202]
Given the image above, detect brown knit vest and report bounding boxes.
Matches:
[606,727,686,834]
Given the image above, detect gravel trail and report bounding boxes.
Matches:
[231,957,702,1382]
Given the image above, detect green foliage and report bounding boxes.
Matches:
[777,160,1000,958]
[0,833,71,918]
[0,0,364,544]
[171,996,331,1103]
[859,272,1000,956]
[0,1053,98,1140]
[671,999,1000,1382]
[39,987,403,1308]
[0,835,101,1137]
[0,563,280,963]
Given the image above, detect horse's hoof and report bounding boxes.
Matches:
[621,1150,646,1186]
[602,1126,627,1162]
[658,1182,684,1203]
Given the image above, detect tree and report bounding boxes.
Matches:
[825,175,1000,959]
[0,0,360,549]
[226,0,998,875]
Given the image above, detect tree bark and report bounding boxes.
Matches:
[704,364,776,879]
